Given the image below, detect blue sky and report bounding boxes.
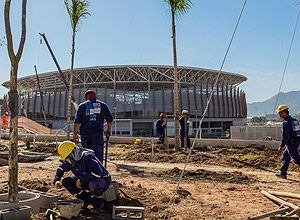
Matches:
[0,0,300,103]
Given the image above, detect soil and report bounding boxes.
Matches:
[1,139,300,219]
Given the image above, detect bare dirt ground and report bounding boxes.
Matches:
[0,139,300,219]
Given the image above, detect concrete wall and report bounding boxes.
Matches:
[6,134,279,150]
[231,125,282,141]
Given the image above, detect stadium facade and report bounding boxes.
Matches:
[2,65,247,138]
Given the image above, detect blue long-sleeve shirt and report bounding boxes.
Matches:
[280,116,300,147]
[179,116,190,134]
[156,119,165,134]
[53,152,110,186]
[74,98,113,135]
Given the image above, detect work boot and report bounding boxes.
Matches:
[275,173,287,179]
[90,203,104,214]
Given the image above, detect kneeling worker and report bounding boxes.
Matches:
[53,141,111,213]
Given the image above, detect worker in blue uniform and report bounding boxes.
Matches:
[179,110,190,148]
[73,90,113,163]
[276,105,300,179]
[53,141,111,214]
[156,113,166,144]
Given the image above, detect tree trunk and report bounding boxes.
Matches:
[67,29,76,139]
[172,11,180,150]
[4,0,27,202]
[8,66,19,202]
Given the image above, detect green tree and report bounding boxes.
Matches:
[163,0,193,149]
[4,0,27,202]
[64,0,90,139]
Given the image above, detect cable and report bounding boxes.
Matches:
[271,9,300,121]
[164,0,248,218]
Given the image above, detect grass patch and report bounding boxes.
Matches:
[229,153,256,160]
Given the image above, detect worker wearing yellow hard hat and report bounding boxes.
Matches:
[54,141,111,214]
[276,105,300,179]
[179,110,190,148]
[276,104,289,114]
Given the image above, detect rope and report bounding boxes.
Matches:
[164,0,248,218]
[271,9,300,121]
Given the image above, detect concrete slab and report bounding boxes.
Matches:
[0,192,40,214]
[0,205,31,220]
[112,205,144,220]
[25,189,58,209]
[104,185,116,202]
[111,181,119,196]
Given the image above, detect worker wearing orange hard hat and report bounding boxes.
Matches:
[73,90,113,163]
[276,105,300,179]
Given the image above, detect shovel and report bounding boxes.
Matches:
[104,132,110,168]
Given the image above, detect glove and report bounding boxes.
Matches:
[105,129,111,136]
[55,181,63,189]
[76,179,82,189]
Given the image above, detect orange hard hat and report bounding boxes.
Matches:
[84,90,97,101]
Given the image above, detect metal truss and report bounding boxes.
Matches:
[2,65,247,92]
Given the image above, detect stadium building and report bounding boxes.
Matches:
[2,65,247,138]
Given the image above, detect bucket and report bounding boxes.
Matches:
[55,199,83,219]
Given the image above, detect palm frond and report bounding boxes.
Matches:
[64,0,90,31]
[163,0,193,19]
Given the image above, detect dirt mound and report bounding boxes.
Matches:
[19,179,52,192]
[31,143,59,155]
[153,167,255,184]
[110,144,291,171]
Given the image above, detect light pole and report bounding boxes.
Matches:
[114,107,117,136]
[195,109,198,138]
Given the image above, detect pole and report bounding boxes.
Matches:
[114,107,117,136]
[104,132,110,168]
[195,109,198,138]
[184,115,187,150]
[34,65,48,127]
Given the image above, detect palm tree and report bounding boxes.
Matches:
[64,0,90,139]
[4,0,28,202]
[163,0,193,149]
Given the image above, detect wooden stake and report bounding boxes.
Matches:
[248,207,292,220]
[261,190,300,210]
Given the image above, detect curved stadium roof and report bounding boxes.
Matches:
[2,65,247,91]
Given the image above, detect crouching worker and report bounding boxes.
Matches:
[53,141,111,214]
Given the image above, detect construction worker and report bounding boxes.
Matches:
[1,112,8,130]
[156,113,166,144]
[179,110,190,148]
[276,105,300,179]
[53,141,111,214]
[73,90,113,163]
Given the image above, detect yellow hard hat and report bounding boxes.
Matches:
[277,105,289,114]
[182,110,188,115]
[58,141,75,160]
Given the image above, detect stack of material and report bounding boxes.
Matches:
[249,190,300,219]
[17,116,52,135]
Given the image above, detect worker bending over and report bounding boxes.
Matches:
[156,113,166,144]
[73,90,113,163]
[179,110,190,148]
[276,105,300,179]
[53,141,111,213]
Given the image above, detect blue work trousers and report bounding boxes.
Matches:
[280,143,300,175]
[157,132,165,144]
[81,131,104,163]
[62,176,111,208]
[180,131,190,148]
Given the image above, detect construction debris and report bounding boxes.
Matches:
[248,191,300,219]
